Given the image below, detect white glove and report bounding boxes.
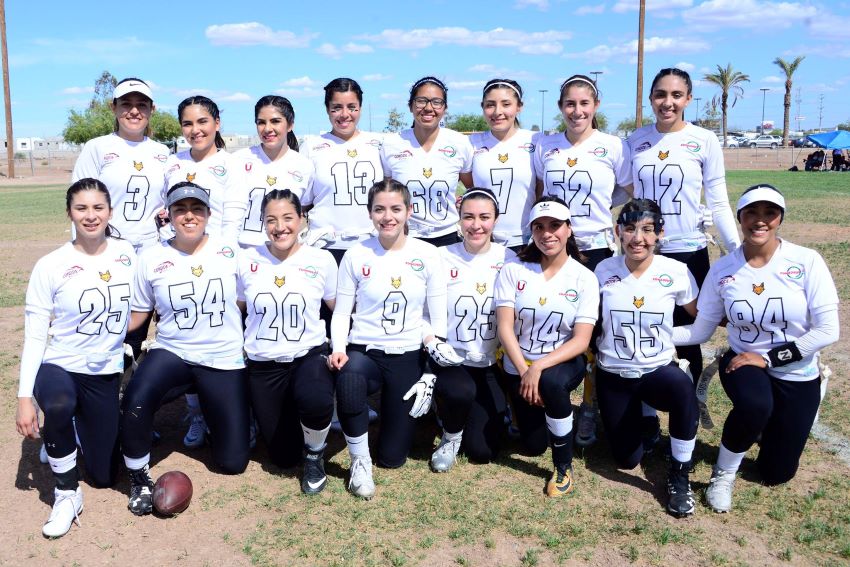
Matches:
[425,338,464,367]
[698,204,714,229]
[403,373,436,418]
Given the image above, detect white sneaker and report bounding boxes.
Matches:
[42,487,83,538]
[348,456,376,500]
[430,436,461,473]
[706,467,736,513]
[183,412,207,448]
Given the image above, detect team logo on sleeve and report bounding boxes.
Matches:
[423,168,433,179]
[299,266,319,279]
[266,175,277,186]
[653,274,673,287]
[367,139,382,148]
[519,143,535,153]
[560,289,579,302]
[517,280,526,291]
[658,150,669,160]
[492,261,504,271]
[191,265,204,277]
[567,157,578,167]
[347,149,358,158]
[155,154,167,163]
[99,270,112,282]
[474,147,489,156]
[634,141,651,154]
[250,262,259,273]
[781,265,805,279]
[245,162,253,172]
[116,254,132,266]
[218,246,235,258]
[498,153,509,163]
[209,165,226,177]
[633,296,645,308]
[406,258,424,271]
[475,282,487,295]
[133,161,144,171]
[362,265,371,277]
[312,142,331,151]
[103,152,119,163]
[539,297,547,305]
[718,274,735,286]
[392,150,413,159]
[543,148,560,159]
[591,147,608,158]
[154,260,174,274]
[439,146,457,158]
[681,141,701,153]
[274,275,285,287]
[391,276,402,289]
[186,172,196,182]
[603,275,621,287]
[288,170,304,182]
[752,282,765,295]
[62,265,84,279]
[449,268,458,279]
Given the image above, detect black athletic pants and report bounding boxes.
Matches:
[662,246,710,382]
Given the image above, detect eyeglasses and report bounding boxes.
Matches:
[412,97,446,110]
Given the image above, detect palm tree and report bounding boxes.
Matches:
[703,63,750,147]
[773,56,805,146]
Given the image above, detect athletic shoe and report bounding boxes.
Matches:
[348,456,375,500]
[666,459,695,518]
[641,415,661,455]
[127,465,154,516]
[301,446,327,495]
[183,412,208,449]
[545,466,574,497]
[430,436,461,473]
[42,487,83,538]
[39,442,48,464]
[705,466,736,513]
[574,403,598,447]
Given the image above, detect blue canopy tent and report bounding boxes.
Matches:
[806,130,850,149]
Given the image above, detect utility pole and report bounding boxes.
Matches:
[539,90,547,133]
[635,0,646,128]
[794,87,802,132]
[694,98,702,125]
[760,88,769,134]
[590,71,603,86]
[818,95,824,131]
[0,0,13,178]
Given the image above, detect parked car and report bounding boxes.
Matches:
[791,137,816,148]
[722,136,748,148]
[748,135,783,149]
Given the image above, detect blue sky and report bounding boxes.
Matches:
[6,0,850,139]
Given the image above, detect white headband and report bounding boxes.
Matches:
[528,201,571,226]
[560,76,597,96]
[485,81,522,101]
[736,186,786,213]
[461,189,499,207]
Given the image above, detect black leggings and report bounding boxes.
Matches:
[662,246,710,381]
[433,364,507,463]
[247,346,335,468]
[718,351,821,485]
[502,357,585,457]
[596,364,699,469]
[33,364,120,487]
[121,348,250,474]
[334,345,425,468]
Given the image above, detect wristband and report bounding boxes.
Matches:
[766,342,802,368]
[761,353,772,368]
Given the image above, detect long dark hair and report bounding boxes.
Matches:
[254,95,299,152]
[66,178,119,239]
[178,96,226,150]
[518,195,582,264]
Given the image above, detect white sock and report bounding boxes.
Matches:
[545,414,573,437]
[715,443,746,473]
[185,393,201,413]
[48,449,77,475]
[670,436,696,463]
[443,429,463,443]
[302,423,331,451]
[124,453,151,471]
[641,402,657,417]
[344,433,370,459]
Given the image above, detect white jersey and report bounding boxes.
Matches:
[232,146,315,248]
[301,132,384,250]
[470,129,538,247]
[72,134,169,248]
[380,128,473,238]
[628,123,737,253]
[238,244,337,361]
[535,130,631,251]
[132,236,245,369]
[441,243,516,367]
[335,237,446,352]
[697,240,839,381]
[595,255,698,372]
[494,256,599,375]
[23,238,135,379]
[164,149,246,241]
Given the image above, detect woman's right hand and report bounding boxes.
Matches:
[328,352,349,371]
[15,398,40,439]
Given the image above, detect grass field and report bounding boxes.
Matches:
[1,172,849,566]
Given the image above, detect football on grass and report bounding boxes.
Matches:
[153,471,192,516]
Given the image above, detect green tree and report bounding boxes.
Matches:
[773,56,805,146]
[616,115,653,135]
[837,119,850,131]
[384,107,405,133]
[446,113,488,132]
[92,70,118,108]
[554,112,608,133]
[696,100,721,131]
[149,111,181,142]
[703,63,750,147]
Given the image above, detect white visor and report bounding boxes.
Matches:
[527,201,571,226]
[113,80,153,102]
[736,186,785,214]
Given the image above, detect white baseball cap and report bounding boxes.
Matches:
[113,79,153,102]
[736,184,786,215]
[527,200,571,226]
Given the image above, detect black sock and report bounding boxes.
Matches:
[550,431,573,472]
[54,468,79,492]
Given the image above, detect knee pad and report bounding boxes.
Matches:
[336,372,368,415]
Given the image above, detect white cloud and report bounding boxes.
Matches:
[362,73,393,81]
[274,87,323,98]
[469,64,499,73]
[205,23,318,47]
[577,4,606,14]
[343,43,374,54]
[219,92,252,102]
[61,86,94,95]
[316,43,341,59]
[762,75,783,83]
[682,0,816,30]
[354,27,571,54]
[515,0,549,9]
[565,36,709,63]
[805,15,850,41]
[613,0,692,12]
[675,61,696,72]
[447,80,485,90]
[282,76,319,88]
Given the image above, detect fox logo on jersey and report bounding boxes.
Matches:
[753,282,765,295]
[567,157,578,167]
[274,275,285,287]
[423,168,433,179]
[658,150,669,160]
[633,296,645,308]
[391,276,401,289]
[347,149,358,158]
[266,175,277,186]
[99,270,112,282]
[191,265,203,277]
[539,297,547,306]
[186,173,196,182]
[498,153,508,163]
[133,161,144,171]
[476,282,487,295]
